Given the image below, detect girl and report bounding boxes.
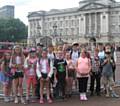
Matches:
[0,53,12,102]
[10,45,25,104]
[76,48,91,101]
[65,52,75,97]
[24,48,38,103]
[36,49,53,104]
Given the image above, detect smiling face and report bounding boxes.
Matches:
[80,48,86,58]
[58,51,63,59]
[65,52,71,60]
[30,52,36,58]
[48,46,54,53]
[42,51,47,58]
[5,53,11,60]
[14,47,21,54]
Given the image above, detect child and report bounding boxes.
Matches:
[10,45,25,104]
[65,52,75,97]
[0,53,12,102]
[90,48,101,96]
[24,48,38,103]
[102,44,119,98]
[36,49,53,104]
[76,48,91,101]
[54,51,67,100]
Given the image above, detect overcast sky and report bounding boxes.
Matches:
[0,0,120,25]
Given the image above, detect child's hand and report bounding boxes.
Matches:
[40,77,44,81]
[104,59,108,63]
[66,76,68,80]
[46,77,50,81]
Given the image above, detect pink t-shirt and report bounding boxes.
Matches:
[77,57,91,77]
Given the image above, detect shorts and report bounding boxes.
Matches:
[27,76,37,86]
[13,72,24,79]
[41,73,48,79]
[102,76,114,86]
[0,72,12,85]
[68,69,75,78]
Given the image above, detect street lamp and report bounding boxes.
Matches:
[53,24,57,37]
[53,24,58,45]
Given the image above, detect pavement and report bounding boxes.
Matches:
[0,52,120,106]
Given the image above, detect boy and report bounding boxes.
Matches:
[54,51,67,99]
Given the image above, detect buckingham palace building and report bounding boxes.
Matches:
[28,0,120,46]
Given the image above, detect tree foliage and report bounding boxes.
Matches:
[0,18,27,42]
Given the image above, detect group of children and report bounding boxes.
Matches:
[0,42,119,104]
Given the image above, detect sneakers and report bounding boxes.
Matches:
[21,97,26,104]
[80,93,88,101]
[4,97,10,103]
[105,93,110,98]
[47,99,53,104]
[83,95,88,101]
[9,96,14,102]
[80,95,84,101]
[14,97,26,104]
[39,99,53,104]
[14,97,19,104]
[111,92,119,98]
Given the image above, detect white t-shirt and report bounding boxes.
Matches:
[29,68,35,75]
[40,59,47,74]
[71,51,79,65]
[16,56,21,64]
[98,51,105,59]
[47,53,55,60]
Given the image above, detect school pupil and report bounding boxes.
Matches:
[101,44,119,98]
[10,45,25,104]
[0,53,12,102]
[24,48,38,103]
[90,48,101,96]
[65,52,75,97]
[54,51,68,99]
[36,49,53,104]
[76,48,91,101]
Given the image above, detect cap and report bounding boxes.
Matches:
[72,42,79,46]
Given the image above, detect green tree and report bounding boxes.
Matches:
[0,18,27,42]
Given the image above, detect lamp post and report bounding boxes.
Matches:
[89,36,96,57]
[53,24,57,45]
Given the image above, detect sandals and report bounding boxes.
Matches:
[39,99,53,104]
[39,99,44,104]
[47,99,53,104]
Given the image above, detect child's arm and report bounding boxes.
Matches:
[36,60,42,79]
[48,60,54,78]
[1,61,5,73]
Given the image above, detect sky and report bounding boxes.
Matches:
[0,0,120,25]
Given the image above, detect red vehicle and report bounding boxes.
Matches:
[0,42,14,58]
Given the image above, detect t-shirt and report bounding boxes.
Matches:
[16,56,22,65]
[77,57,91,78]
[71,51,80,65]
[54,59,67,73]
[102,57,115,77]
[77,57,90,74]
[91,56,100,72]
